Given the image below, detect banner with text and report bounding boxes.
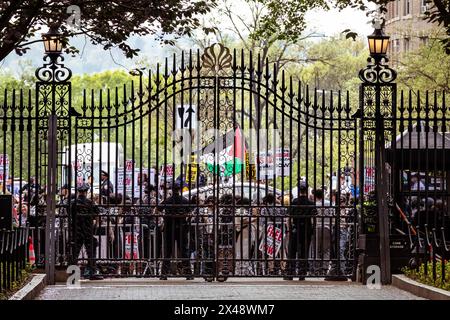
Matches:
[257,148,290,178]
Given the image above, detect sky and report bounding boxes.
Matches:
[0,5,375,76]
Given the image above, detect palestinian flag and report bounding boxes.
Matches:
[200,127,246,177]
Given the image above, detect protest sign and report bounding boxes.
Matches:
[245,151,256,181]
[257,148,290,178]
[159,165,174,183]
[258,224,284,257]
[116,161,149,197]
[124,232,139,259]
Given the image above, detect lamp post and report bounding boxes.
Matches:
[358,22,397,285]
[36,25,72,285]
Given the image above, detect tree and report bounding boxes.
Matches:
[397,38,450,93]
[180,0,337,131]
[295,37,367,90]
[422,0,450,53]
[0,0,216,62]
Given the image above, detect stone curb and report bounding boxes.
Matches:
[9,274,47,300]
[392,274,450,300]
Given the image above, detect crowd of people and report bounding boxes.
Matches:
[398,172,450,237]
[64,171,358,281]
[3,172,358,281]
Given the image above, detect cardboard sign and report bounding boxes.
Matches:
[124,232,139,259]
[258,224,284,257]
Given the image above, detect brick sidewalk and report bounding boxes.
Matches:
[35,278,424,300]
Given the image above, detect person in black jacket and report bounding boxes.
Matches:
[71,183,103,280]
[156,184,193,280]
[285,182,316,280]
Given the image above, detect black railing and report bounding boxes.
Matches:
[0,227,29,294]
[386,90,450,284]
[26,206,357,279]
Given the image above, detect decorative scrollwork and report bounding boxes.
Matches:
[35,54,72,83]
[201,43,232,76]
[358,56,397,84]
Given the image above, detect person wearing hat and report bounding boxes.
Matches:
[70,183,103,280]
[285,181,316,280]
[100,170,114,201]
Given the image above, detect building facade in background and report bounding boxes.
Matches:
[385,0,439,62]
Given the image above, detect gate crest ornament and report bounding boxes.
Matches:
[201,43,232,76]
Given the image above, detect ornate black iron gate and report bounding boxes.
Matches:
[1,42,448,284]
[47,43,358,280]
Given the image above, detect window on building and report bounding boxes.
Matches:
[421,0,428,13]
[404,38,410,52]
[404,0,411,15]
[396,0,400,17]
[420,36,429,46]
[392,39,401,53]
[395,39,401,53]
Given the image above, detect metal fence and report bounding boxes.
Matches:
[0,227,28,293]
[386,91,450,282]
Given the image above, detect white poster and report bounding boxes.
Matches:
[257,148,290,178]
[116,161,149,197]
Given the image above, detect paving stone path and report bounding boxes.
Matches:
[36,278,423,300]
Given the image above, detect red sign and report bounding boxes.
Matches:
[124,233,139,259]
[160,165,174,179]
[258,224,284,257]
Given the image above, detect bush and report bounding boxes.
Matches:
[0,264,33,300]
[403,261,450,291]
